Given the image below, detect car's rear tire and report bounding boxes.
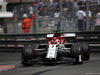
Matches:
[71,44,84,64]
[22,47,34,66]
[82,44,90,61]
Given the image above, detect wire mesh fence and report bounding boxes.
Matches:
[2,1,100,34]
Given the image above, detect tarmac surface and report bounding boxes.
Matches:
[0,52,100,75]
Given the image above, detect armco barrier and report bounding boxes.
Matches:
[90,46,100,52]
[0,47,23,52]
[0,31,100,52]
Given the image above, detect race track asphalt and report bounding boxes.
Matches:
[0,52,100,75]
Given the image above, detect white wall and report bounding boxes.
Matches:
[0,0,4,2]
[0,0,7,12]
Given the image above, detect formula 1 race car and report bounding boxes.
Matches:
[21,32,90,66]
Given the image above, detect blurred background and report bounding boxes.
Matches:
[0,0,100,34]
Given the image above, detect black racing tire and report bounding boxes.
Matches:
[71,44,84,64]
[82,44,90,61]
[22,47,34,66]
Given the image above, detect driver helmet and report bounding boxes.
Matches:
[55,39,60,44]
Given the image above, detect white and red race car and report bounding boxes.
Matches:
[22,32,90,66]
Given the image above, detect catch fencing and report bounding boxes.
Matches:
[2,1,100,34]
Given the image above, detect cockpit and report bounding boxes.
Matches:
[47,37,66,45]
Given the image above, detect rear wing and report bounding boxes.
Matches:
[61,33,76,43]
[47,33,76,43]
[47,34,54,38]
[61,33,76,37]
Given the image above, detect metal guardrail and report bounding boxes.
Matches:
[0,33,47,39]
[76,31,100,37]
[0,40,46,45]
[90,46,100,52]
[0,31,100,52]
[0,47,23,52]
[1,31,100,38]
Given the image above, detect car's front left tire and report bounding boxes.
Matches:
[22,47,34,66]
[71,44,84,64]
